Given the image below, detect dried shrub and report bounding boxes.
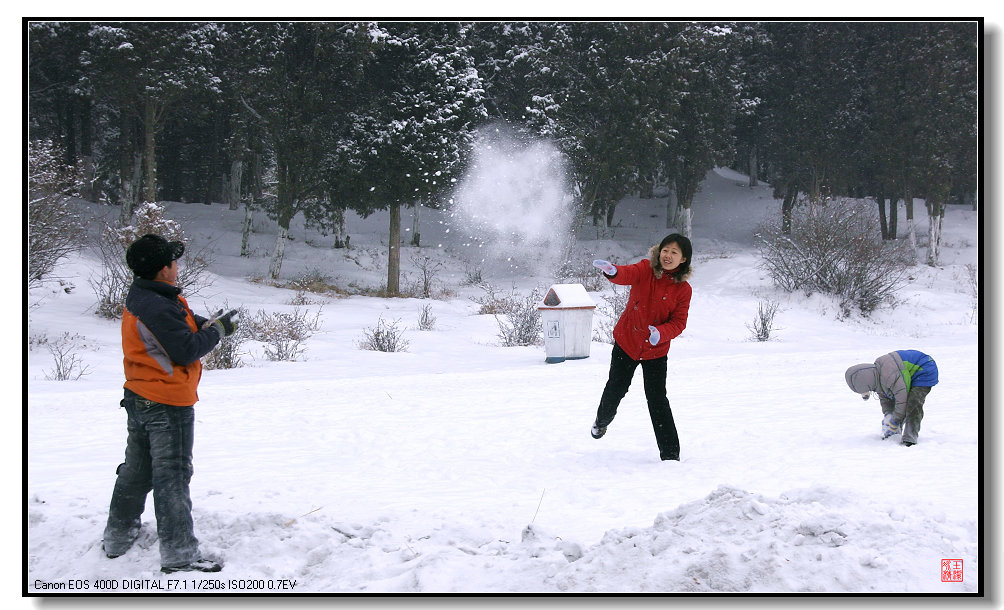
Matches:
[462,263,485,286]
[202,304,251,370]
[755,199,913,315]
[963,263,978,323]
[359,316,410,352]
[471,282,518,316]
[39,331,93,381]
[28,140,85,286]
[90,230,135,319]
[746,298,781,342]
[417,303,437,331]
[89,202,215,318]
[477,284,544,347]
[593,284,629,344]
[286,268,340,294]
[409,253,444,299]
[555,254,607,292]
[248,307,323,361]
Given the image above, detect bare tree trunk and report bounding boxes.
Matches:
[675,179,695,240]
[666,189,683,230]
[905,189,918,262]
[120,151,142,224]
[118,107,136,221]
[604,201,617,228]
[665,189,675,229]
[781,186,797,236]
[220,172,229,206]
[229,160,242,210]
[142,98,157,203]
[889,195,899,238]
[639,178,654,199]
[748,147,758,187]
[583,182,602,227]
[269,225,288,279]
[809,166,821,203]
[876,188,889,239]
[331,207,347,248]
[242,150,263,258]
[387,202,401,295]
[80,155,96,202]
[241,204,253,257]
[410,202,421,247]
[926,200,945,267]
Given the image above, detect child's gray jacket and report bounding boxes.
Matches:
[845,351,932,422]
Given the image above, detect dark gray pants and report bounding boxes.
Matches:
[881,386,931,445]
[103,390,199,568]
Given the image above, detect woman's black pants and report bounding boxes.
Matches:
[595,343,680,460]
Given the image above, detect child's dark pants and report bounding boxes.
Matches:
[103,390,199,568]
[880,386,931,445]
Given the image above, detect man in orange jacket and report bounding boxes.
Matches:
[102,234,238,573]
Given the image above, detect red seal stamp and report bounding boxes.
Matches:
[941,559,963,582]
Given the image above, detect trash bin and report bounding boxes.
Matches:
[538,283,596,363]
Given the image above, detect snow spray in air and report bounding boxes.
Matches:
[449,125,573,277]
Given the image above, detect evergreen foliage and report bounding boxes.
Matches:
[28,20,979,262]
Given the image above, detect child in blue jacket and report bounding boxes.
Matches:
[845,350,939,446]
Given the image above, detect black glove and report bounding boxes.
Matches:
[211,309,241,338]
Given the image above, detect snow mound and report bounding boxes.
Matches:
[27,485,976,593]
[565,485,977,593]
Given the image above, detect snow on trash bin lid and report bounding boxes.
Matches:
[538,283,596,309]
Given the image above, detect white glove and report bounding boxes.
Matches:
[648,325,660,346]
[593,259,617,276]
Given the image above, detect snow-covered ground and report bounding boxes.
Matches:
[26,167,982,596]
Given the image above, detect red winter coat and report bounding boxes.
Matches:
[606,246,692,361]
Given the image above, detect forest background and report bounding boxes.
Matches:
[27,20,979,290]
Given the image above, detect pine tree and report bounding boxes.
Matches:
[758,23,867,232]
[466,21,556,126]
[332,22,487,294]
[81,23,222,219]
[28,22,95,179]
[659,23,741,239]
[232,22,375,278]
[525,22,682,228]
[910,23,978,266]
[730,23,772,190]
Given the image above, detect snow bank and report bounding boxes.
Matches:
[27,484,976,593]
[26,168,982,595]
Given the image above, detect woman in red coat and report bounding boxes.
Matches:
[591,234,693,461]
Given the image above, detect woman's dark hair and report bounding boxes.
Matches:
[658,233,693,281]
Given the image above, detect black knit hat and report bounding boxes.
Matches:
[126,234,185,280]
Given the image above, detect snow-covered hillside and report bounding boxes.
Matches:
[26,167,981,595]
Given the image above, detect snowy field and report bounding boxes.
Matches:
[26,167,984,597]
